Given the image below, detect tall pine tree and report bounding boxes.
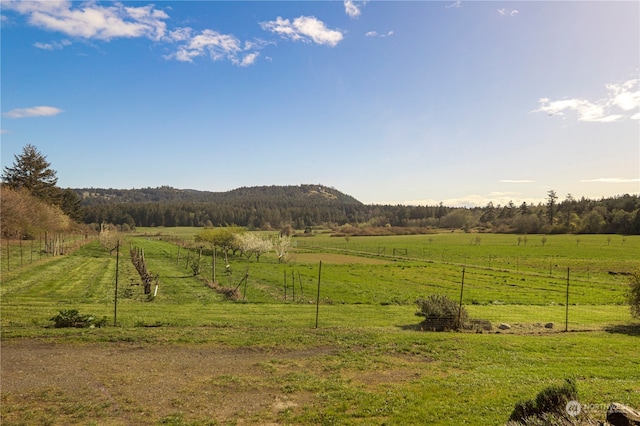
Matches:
[2,144,59,204]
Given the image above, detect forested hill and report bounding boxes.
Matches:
[75,184,640,235]
[77,184,362,205]
[76,184,366,228]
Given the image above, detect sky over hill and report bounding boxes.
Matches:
[1,0,638,207]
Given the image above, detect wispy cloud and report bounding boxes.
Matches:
[500,179,535,183]
[164,28,241,63]
[534,78,640,123]
[344,1,367,19]
[4,0,169,41]
[3,106,64,119]
[163,27,271,66]
[34,39,71,50]
[580,178,640,183]
[7,1,344,66]
[497,8,519,17]
[402,193,542,208]
[446,1,463,9]
[260,16,343,47]
[0,129,9,134]
[167,15,342,65]
[236,51,260,67]
[365,30,394,38]
[7,0,261,66]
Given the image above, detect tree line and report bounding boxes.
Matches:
[2,145,638,236]
[79,188,640,235]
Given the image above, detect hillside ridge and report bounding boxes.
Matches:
[75,184,363,206]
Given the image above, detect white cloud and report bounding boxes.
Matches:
[189,30,240,56]
[607,79,640,111]
[164,28,265,66]
[534,78,640,123]
[5,0,169,41]
[498,8,519,16]
[235,52,260,67]
[499,180,535,183]
[446,1,462,9]
[165,29,239,62]
[260,16,343,47]
[243,39,273,51]
[3,106,64,119]
[8,1,268,66]
[34,39,71,50]
[402,193,543,208]
[0,129,9,134]
[366,30,394,38]
[344,1,362,19]
[168,27,193,42]
[580,178,640,183]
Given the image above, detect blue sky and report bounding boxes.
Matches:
[1,1,639,206]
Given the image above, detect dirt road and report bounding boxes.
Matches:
[1,339,337,425]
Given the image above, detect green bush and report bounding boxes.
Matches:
[49,309,107,328]
[509,379,577,423]
[415,294,468,330]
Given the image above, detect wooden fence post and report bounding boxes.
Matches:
[315,261,322,329]
[565,268,570,332]
[457,268,465,329]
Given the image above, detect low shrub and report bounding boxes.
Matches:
[415,294,468,330]
[49,309,107,328]
[508,379,578,424]
[206,280,240,300]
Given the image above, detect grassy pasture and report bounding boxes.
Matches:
[0,233,88,272]
[1,230,639,425]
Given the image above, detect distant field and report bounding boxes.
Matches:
[2,230,639,425]
[290,252,392,265]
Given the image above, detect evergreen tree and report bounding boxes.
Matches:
[60,188,84,222]
[546,190,558,225]
[2,144,59,204]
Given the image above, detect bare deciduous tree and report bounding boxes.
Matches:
[99,223,120,254]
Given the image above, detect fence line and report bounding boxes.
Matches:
[1,233,90,273]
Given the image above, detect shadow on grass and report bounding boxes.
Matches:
[397,323,423,331]
[604,323,640,336]
[396,323,458,332]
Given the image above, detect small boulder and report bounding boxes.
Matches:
[544,322,555,329]
[498,323,511,330]
[607,403,640,426]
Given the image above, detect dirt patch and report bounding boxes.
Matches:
[1,340,335,425]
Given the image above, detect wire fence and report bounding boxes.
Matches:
[1,233,90,272]
[6,233,630,333]
[291,240,634,332]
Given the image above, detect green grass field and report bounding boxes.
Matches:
[1,230,639,425]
